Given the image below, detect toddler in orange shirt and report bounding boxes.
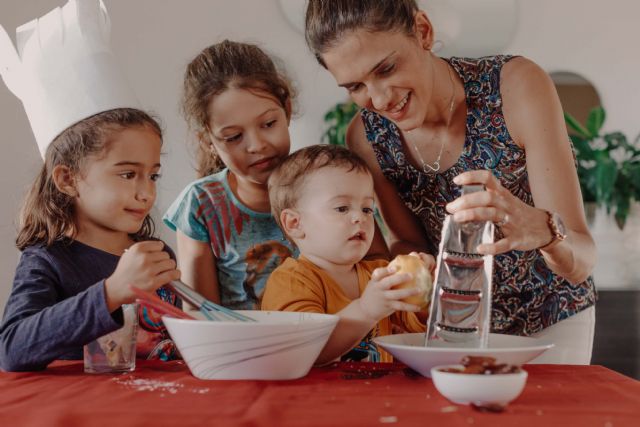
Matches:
[262,145,433,364]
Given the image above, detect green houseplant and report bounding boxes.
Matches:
[565,106,640,229]
[322,102,359,146]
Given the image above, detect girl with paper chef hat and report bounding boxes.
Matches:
[0,0,181,371]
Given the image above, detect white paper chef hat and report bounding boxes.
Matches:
[0,0,140,158]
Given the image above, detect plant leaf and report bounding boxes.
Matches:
[603,132,630,151]
[628,163,640,199]
[564,111,592,139]
[337,125,346,146]
[321,102,358,146]
[570,135,595,160]
[593,154,617,205]
[613,193,630,230]
[577,164,597,203]
[586,106,606,137]
[324,110,336,122]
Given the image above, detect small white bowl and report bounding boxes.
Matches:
[163,311,338,380]
[431,364,528,407]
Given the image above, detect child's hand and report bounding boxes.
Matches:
[357,265,423,322]
[410,251,437,277]
[104,241,181,311]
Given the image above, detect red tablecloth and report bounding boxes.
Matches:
[0,361,638,427]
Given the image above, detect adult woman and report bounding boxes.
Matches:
[305,0,596,364]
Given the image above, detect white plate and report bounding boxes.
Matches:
[373,333,553,378]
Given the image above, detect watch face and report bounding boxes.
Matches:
[552,213,567,239]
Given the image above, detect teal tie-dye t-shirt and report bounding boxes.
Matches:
[163,169,297,309]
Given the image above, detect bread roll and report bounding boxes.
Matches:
[389,254,433,308]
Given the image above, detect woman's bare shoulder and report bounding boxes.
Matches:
[501,56,556,99]
[500,56,562,147]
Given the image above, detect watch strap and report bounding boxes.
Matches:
[539,210,564,251]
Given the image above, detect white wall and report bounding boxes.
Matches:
[504,0,639,137]
[1,0,638,310]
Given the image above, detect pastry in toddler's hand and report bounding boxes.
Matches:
[389,254,433,309]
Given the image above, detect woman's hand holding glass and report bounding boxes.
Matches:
[446,170,552,255]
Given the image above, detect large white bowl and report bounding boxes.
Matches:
[373,333,552,378]
[431,364,528,406]
[163,311,338,380]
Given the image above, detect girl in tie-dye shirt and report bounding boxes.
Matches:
[164,40,298,310]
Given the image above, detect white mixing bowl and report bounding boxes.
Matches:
[164,311,338,380]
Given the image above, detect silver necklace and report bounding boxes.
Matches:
[409,61,456,174]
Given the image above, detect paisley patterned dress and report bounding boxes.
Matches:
[361,55,596,336]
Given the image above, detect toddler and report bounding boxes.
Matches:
[262,145,433,364]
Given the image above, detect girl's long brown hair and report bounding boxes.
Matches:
[181,39,295,178]
[16,108,162,250]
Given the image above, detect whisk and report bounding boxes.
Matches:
[130,285,195,320]
[167,280,257,322]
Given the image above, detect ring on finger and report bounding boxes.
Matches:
[495,213,510,227]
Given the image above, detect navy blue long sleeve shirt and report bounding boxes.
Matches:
[0,240,176,371]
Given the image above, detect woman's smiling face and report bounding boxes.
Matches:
[321,28,434,132]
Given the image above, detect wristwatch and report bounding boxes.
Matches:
[539,210,567,251]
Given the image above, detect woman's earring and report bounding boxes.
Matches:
[431,40,444,53]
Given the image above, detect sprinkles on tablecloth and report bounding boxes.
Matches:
[112,377,210,395]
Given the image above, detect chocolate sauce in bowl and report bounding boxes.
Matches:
[438,356,522,375]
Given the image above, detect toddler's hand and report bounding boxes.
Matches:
[104,241,181,311]
[409,251,437,277]
[357,265,422,322]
